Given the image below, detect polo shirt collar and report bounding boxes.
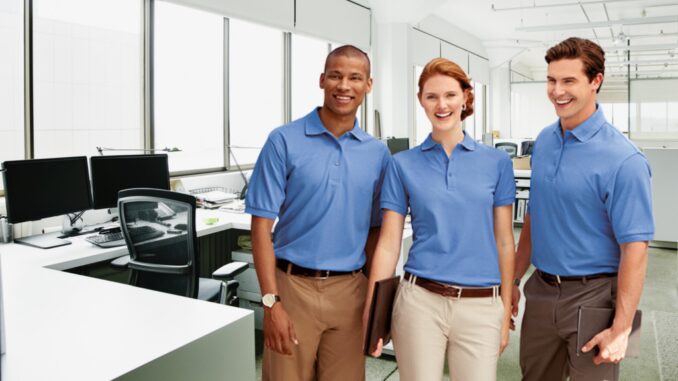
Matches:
[304,108,367,142]
[557,104,606,142]
[420,131,476,151]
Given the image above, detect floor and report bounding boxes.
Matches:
[254,242,678,381]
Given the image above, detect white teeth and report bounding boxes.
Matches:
[556,99,572,105]
[435,112,452,118]
[336,95,352,100]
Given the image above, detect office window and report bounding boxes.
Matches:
[291,34,329,120]
[630,78,678,139]
[600,103,629,134]
[153,1,224,173]
[0,0,24,185]
[32,0,142,158]
[228,18,283,166]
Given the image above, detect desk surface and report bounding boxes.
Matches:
[0,209,255,381]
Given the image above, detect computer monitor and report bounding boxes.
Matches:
[521,140,535,156]
[90,154,170,210]
[2,156,92,224]
[386,138,409,155]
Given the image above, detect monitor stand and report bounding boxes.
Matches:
[15,232,71,249]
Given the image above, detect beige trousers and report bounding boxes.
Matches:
[391,279,504,381]
[262,268,367,381]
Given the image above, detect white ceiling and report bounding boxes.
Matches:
[366,0,678,80]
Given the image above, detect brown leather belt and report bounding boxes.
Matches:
[537,269,617,285]
[276,259,363,278]
[404,272,499,298]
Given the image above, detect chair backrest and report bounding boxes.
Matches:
[118,188,199,298]
[495,142,518,158]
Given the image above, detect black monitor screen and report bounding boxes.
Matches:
[90,154,170,209]
[2,156,92,224]
[387,138,409,155]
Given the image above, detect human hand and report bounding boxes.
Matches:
[510,284,521,330]
[264,304,298,355]
[362,305,384,357]
[582,325,630,365]
[499,318,510,355]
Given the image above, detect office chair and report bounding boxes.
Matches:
[117,188,247,305]
[495,142,518,158]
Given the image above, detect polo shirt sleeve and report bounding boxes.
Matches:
[244,131,287,220]
[380,158,408,217]
[494,155,516,207]
[370,150,392,227]
[605,153,655,244]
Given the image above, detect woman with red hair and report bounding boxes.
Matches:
[363,58,515,380]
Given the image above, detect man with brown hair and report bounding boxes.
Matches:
[512,37,654,380]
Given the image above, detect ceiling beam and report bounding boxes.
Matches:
[516,15,678,32]
[492,0,678,12]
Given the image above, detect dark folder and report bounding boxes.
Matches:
[363,276,400,355]
[576,307,642,358]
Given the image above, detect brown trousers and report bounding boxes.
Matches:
[262,268,367,381]
[520,271,619,381]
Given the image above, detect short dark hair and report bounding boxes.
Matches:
[324,45,371,76]
[545,37,605,93]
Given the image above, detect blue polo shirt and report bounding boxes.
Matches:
[381,133,515,287]
[529,105,654,276]
[245,108,391,271]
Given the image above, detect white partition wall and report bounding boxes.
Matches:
[510,82,555,139]
[166,0,294,30]
[296,0,370,50]
[441,42,468,73]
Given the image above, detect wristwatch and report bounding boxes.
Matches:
[513,278,521,287]
[262,293,281,308]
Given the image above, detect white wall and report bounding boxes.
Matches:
[372,16,488,145]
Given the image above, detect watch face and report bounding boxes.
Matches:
[263,294,276,307]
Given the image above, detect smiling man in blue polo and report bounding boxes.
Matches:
[246,45,390,381]
[512,37,654,381]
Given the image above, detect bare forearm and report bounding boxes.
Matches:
[495,205,515,312]
[251,216,278,295]
[613,241,648,332]
[364,227,380,276]
[364,211,404,312]
[514,213,532,280]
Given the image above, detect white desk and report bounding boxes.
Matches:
[0,209,255,381]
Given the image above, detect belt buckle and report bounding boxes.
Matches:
[556,274,561,284]
[317,270,330,280]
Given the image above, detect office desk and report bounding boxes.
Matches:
[0,209,255,381]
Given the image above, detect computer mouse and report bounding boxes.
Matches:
[174,223,188,231]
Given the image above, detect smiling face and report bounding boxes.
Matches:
[419,74,467,133]
[319,54,372,120]
[547,58,602,130]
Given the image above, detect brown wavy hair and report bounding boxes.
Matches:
[418,58,474,121]
[545,37,605,93]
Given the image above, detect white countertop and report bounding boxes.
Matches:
[0,209,255,380]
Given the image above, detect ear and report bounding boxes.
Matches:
[319,73,326,89]
[592,73,603,91]
[417,92,424,108]
[365,77,373,94]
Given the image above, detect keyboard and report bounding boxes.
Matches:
[86,225,165,248]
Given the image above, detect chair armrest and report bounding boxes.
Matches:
[110,255,131,269]
[212,261,248,280]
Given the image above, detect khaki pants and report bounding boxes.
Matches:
[391,280,504,381]
[520,271,619,381]
[262,268,367,381]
